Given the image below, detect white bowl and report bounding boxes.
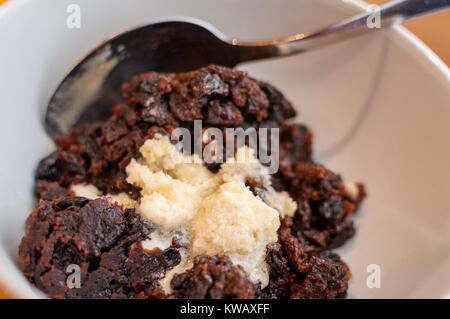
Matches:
[0,0,449,299]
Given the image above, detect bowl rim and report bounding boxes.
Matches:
[0,0,449,299]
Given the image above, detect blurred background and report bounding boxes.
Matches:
[0,0,448,298]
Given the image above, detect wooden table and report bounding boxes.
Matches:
[0,0,449,299]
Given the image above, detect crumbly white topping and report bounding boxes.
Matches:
[124,135,297,289]
[70,184,136,209]
[191,180,280,287]
[70,184,102,200]
[127,161,204,229]
[344,181,360,200]
[141,229,174,251]
[75,134,298,290]
[106,193,137,209]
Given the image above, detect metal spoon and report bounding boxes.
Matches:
[45,0,450,139]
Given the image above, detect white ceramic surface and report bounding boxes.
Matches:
[0,0,449,299]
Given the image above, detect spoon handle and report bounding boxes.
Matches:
[232,0,450,60]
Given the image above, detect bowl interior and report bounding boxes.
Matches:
[0,0,449,298]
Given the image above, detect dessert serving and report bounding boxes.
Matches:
[18,65,365,299]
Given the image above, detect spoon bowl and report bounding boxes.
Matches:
[45,19,255,137]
